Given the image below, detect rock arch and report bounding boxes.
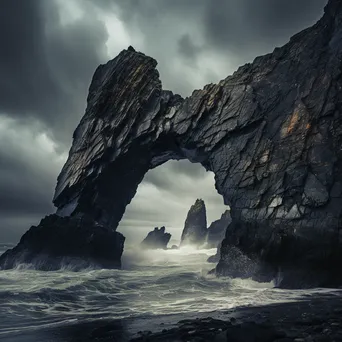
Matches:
[1,0,342,287]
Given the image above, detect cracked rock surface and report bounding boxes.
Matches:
[1,0,342,287]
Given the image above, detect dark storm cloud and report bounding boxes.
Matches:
[202,0,327,58]
[98,0,327,96]
[0,0,108,145]
[0,0,110,241]
[0,118,65,241]
[0,146,54,216]
[177,34,202,64]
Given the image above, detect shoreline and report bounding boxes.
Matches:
[132,291,342,341]
[12,289,338,342]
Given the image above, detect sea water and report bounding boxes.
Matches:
[0,243,340,341]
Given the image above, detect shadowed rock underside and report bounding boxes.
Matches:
[1,0,342,287]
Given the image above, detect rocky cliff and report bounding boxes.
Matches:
[140,227,171,250]
[206,210,231,248]
[180,199,207,247]
[1,0,342,287]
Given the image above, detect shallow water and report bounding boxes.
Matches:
[0,243,341,341]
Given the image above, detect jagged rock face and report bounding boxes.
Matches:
[0,215,124,270]
[180,199,207,247]
[2,0,342,287]
[206,210,231,248]
[140,226,171,250]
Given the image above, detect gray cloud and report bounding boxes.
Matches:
[0,0,108,145]
[0,118,66,241]
[144,160,208,191]
[0,0,109,242]
[177,34,202,65]
[202,0,327,58]
[98,0,327,96]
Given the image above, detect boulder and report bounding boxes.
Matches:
[180,199,207,247]
[0,215,124,270]
[140,226,171,250]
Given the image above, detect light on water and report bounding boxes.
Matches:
[0,244,341,340]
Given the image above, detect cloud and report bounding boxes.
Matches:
[144,160,208,191]
[0,117,67,241]
[98,0,327,97]
[0,0,109,146]
[177,34,202,65]
[201,0,326,58]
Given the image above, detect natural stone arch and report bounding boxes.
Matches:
[116,160,227,245]
[1,0,342,287]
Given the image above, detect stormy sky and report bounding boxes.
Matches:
[0,0,327,243]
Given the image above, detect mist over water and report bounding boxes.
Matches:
[0,243,340,341]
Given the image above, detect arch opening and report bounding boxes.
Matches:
[117,159,228,248]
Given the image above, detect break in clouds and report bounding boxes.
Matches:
[0,0,327,242]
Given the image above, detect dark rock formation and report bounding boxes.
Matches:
[206,210,231,248]
[180,199,207,247]
[1,0,342,287]
[170,245,179,250]
[140,226,171,250]
[0,215,124,270]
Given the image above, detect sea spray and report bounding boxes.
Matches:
[0,244,340,340]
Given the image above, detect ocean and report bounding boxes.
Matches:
[0,242,341,341]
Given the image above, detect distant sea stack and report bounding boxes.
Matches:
[206,210,231,249]
[140,226,171,250]
[180,199,207,247]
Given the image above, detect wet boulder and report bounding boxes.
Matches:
[0,214,125,271]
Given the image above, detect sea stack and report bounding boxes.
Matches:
[206,210,231,248]
[180,199,207,247]
[140,226,171,250]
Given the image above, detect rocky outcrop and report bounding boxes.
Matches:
[180,199,207,247]
[207,211,232,263]
[140,226,171,250]
[206,210,231,248]
[0,215,124,270]
[1,1,342,287]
